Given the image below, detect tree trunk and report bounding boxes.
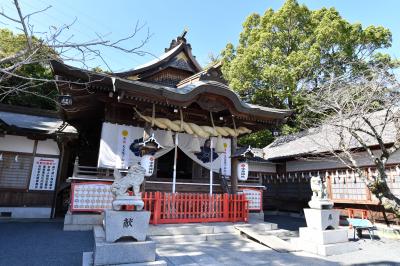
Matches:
[367,179,400,219]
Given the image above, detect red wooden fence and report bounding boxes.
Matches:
[142,192,248,225]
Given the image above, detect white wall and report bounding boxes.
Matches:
[0,135,34,153]
[286,149,400,172]
[36,139,60,155]
[0,135,60,155]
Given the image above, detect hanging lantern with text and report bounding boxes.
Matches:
[237,162,249,181]
[140,155,155,177]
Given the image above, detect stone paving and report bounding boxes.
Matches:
[156,238,337,266]
[1,217,400,266]
[156,232,400,266]
[0,220,93,266]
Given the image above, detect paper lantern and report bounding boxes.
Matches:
[190,135,201,153]
[237,162,249,181]
[160,130,174,148]
[141,155,155,177]
[215,135,225,154]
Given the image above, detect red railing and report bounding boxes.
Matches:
[143,192,248,225]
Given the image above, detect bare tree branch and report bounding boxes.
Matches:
[0,0,151,106]
[303,64,400,217]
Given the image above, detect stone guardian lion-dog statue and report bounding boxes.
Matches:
[111,163,145,210]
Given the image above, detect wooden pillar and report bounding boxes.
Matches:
[172,133,178,193]
[327,175,333,200]
[51,140,67,218]
[231,137,239,194]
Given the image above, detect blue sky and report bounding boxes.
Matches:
[1,0,399,71]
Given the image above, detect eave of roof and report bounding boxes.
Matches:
[0,107,77,135]
[263,109,397,160]
[51,60,293,122]
[113,41,202,78]
[116,79,292,120]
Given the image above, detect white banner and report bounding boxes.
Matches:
[98,122,174,169]
[116,125,132,169]
[218,137,231,176]
[98,123,231,174]
[177,133,231,173]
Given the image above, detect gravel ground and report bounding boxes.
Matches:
[0,220,93,266]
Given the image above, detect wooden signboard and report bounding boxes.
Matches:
[71,182,113,212]
[241,188,262,211]
[28,157,59,191]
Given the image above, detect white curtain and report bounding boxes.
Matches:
[177,133,231,175]
[97,122,174,169]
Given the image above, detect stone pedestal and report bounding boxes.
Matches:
[82,210,166,266]
[291,208,359,256]
[82,226,166,266]
[304,208,340,230]
[112,195,144,211]
[104,210,150,242]
[83,225,166,266]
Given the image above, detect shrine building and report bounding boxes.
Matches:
[49,33,291,221]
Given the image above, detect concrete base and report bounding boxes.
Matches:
[292,208,360,256]
[304,208,340,230]
[291,237,358,256]
[104,210,150,242]
[249,212,265,222]
[299,227,348,245]
[0,207,51,218]
[64,211,103,231]
[93,225,165,266]
[292,223,359,256]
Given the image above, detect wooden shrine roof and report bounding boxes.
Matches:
[50,33,292,128]
[51,59,292,123]
[0,104,77,137]
[112,33,202,87]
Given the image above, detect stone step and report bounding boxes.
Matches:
[148,223,237,236]
[291,237,359,256]
[234,222,278,232]
[149,232,241,244]
[64,224,97,231]
[82,251,167,266]
[64,211,103,231]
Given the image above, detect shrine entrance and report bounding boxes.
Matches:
[156,148,192,180]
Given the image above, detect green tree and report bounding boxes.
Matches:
[237,129,274,148]
[222,0,395,146]
[0,28,57,110]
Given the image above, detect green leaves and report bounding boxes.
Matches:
[0,28,58,110]
[237,129,274,148]
[221,0,395,147]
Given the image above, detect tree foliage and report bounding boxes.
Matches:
[222,0,397,146]
[0,28,57,109]
[238,129,274,148]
